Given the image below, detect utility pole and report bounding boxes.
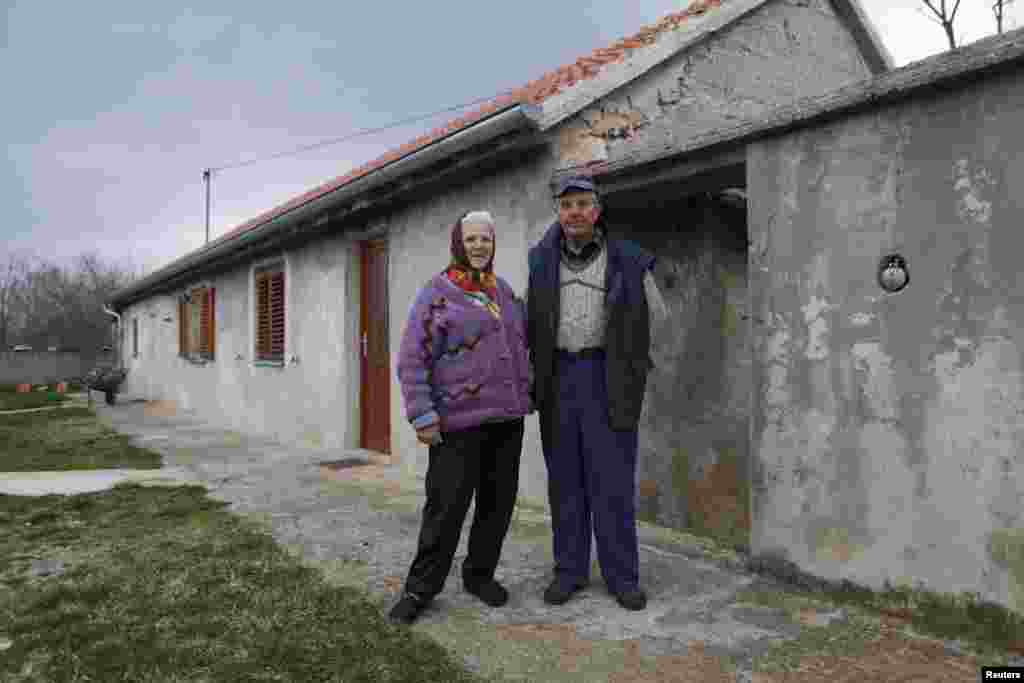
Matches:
[203,168,212,245]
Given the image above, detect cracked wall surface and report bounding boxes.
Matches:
[556,0,873,169]
[747,64,1024,614]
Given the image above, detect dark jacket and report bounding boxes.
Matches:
[526,221,655,431]
[397,273,532,433]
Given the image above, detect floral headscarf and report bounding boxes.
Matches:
[445,211,500,318]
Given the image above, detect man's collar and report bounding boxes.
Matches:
[561,224,604,255]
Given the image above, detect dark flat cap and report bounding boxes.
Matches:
[554,175,598,198]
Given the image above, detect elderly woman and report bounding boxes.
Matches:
[389,210,533,625]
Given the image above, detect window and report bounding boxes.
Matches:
[178,286,216,362]
[255,265,284,363]
[132,318,139,358]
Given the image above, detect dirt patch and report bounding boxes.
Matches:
[319,463,405,498]
[494,623,734,681]
[752,617,981,682]
[142,400,178,417]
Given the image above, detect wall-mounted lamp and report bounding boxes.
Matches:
[878,254,909,293]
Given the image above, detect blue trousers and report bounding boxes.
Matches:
[540,350,640,594]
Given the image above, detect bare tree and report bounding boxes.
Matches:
[919,0,963,49]
[993,0,1016,33]
[0,253,29,349]
[6,252,137,352]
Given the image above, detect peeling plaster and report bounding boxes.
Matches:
[802,295,834,361]
[850,342,897,422]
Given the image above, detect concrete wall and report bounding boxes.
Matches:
[747,65,1024,612]
[556,0,873,169]
[0,351,105,385]
[119,230,362,453]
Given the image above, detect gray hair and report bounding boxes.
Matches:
[462,210,495,225]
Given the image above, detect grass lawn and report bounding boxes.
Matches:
[0,485,486,683]
[0,407,162,471]
[0,404,485,682]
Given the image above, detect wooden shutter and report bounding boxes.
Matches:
[256,273,271,360]
[255,268,284,361]
[270,271,285,358]
[199,287,214,359]
[179,300,188,356]
[208,287,215,360]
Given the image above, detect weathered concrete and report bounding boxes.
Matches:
[747,62,1024,614]
[65,398,1013,680]
[556,0,874,170]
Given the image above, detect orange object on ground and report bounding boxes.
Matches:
[56,383,67,393]
[16,383,30,393]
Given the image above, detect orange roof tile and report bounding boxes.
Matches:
[209,0,723,248]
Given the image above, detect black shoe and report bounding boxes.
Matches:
[464,579,509,607]
[543,579,585,605]
[388,592,428,625]
[614,588,647,611]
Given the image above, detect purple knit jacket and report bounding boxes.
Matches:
[397,272,532,433]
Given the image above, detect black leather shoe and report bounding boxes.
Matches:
[543,579,585,605]
[388,592,428,625]
[615,588,647,611]
[464,579,509,607]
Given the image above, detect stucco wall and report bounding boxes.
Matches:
[556,0,873,169]
[119,230,361,453]
[747,66,1024,613]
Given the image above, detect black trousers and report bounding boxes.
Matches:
[403,418,524,600]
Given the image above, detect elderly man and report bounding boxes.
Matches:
[526,175,668,610]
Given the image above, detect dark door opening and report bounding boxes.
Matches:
[602,168,751,550]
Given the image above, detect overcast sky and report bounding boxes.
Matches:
[4,0,1022,276]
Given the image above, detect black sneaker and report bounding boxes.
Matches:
[464,579,509,607]
[388,592,427,625]
[543,579,585,605]
[614,587,647,611]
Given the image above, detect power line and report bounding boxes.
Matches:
[209,87,520,173]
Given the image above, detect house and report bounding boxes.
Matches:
[109,0,1024,613]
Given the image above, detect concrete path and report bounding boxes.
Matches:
[0,467,197,496]
[3,397,1009,682]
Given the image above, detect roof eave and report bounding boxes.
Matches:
[830,0,896,74]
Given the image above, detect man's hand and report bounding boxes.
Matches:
[416,425,442,445]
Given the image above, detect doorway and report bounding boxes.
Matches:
[359,239,391,454]
[602,168,751,550]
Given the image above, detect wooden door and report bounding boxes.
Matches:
[360,240,391,454]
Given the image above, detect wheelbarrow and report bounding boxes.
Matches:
[84,366,128,406]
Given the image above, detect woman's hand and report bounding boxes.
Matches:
[416,425,442,445]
